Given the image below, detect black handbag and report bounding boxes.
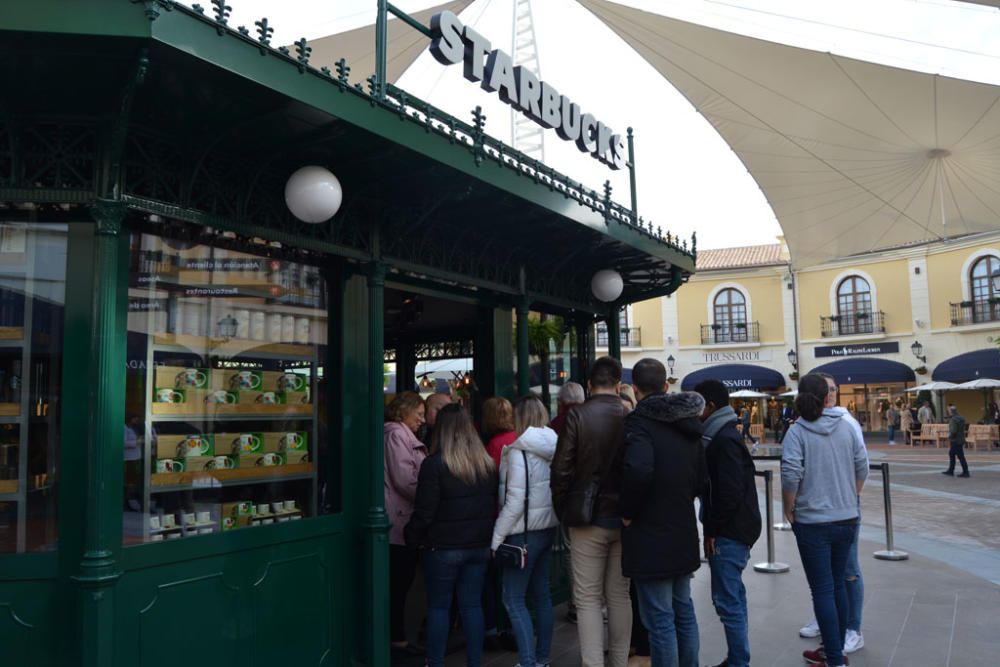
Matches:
[495,450,529,569]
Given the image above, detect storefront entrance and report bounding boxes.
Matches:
[811,358,916,432]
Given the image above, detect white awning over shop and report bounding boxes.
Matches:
[578,0,1000,267]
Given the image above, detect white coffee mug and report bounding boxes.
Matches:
[278,432,303,451]
[229,370,261,390]
[209,455,234,469]
[149,516,161,530]
[277,373,306,392]
[167,532,181,540]
[256,391,278,405]
[151,534,164,542]
[262,518,274,525]
[198,528,213,535]
[162,514,177,529]
[196,511,211,523]
[250,311,266,340]
[156,388,183,403]
[205,390,237,404]
[281,315,296,343]
[184,513,197,526]
[233,433,261,453]
[174,368,206,388]
[290,515,302,521]
[277,516,290,523]
[285,500,296,510]
[260,503,272,515]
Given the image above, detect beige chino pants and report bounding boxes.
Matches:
[569,525,633,667]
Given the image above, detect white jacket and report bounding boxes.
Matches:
[491,426,560,550]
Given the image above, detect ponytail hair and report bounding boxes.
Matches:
[795,373,829,422]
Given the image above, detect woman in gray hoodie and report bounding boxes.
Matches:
[781,374,868,667]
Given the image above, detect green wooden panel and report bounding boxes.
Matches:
[115,532,344,667]
[0,580,59,666]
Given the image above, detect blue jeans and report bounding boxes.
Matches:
[793,520,857,666]
[501,528,556,666]
[634,574,699,667]
[888,424,896,441]
[844,523,863,632]
[423,547,490,667]
[708,537,751,667]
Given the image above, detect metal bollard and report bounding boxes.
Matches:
[753,469,789,573]
[873,462,908,561]
[752,454,790,530]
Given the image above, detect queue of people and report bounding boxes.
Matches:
[383,357,870,667]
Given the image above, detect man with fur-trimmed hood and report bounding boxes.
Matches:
[621,358,708,667]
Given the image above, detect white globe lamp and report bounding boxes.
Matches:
[285,166,343,223]
[591,269,624,303]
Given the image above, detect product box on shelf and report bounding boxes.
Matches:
[220,500,253,531]
[221,431,265,455]
[284,450,309,465]
[157,433,215,459]
[263,371,308,393]
[191,454,239,471]
[155,458,186,473]
[241,451,286,468]
[221,369,264,392]
[263,431,308,453]
[153,386,187,405]
[162,366,211,390]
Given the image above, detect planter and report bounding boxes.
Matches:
[788,371,800,381]
[914,366,928,375]
[666,376,678,385]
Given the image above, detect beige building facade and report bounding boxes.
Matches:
[602,231,1000,432]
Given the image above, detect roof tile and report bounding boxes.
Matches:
[696,243,785,270]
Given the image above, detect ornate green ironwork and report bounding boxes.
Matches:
[255,18,273,54]
[130,0,174,21]
[210,0,231,34]
[294,38,311,73]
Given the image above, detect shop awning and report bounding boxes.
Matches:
[810,358,915,385]
[932,349,1000,382]
[578,0,1000,268]
[680,364,785,391]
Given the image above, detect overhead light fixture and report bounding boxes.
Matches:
[285,166,343,224]
[591,269,623,303]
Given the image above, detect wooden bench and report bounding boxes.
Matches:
[967,424,999,451]
[750,423,766,444]
[912,423,948,448]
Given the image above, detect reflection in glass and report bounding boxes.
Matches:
[123,230,328,545]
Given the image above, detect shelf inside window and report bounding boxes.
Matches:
[152,333,315,358]
[150,462,314,493]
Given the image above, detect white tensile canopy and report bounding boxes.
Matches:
[907,381,959,392]
[305,0,474,85]
[578,0,1000,268]
[729,389,769,398]
[953,378,1000,390]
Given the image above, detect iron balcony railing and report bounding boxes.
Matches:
[595,326,642,348]
[700,321,759,345]
[950,300,1000,326]
[820,311,886,337]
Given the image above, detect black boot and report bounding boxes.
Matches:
[942,470,954,475]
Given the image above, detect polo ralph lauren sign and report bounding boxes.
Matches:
[430,11,627,170]
[814,342,900,358]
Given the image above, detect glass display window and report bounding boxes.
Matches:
[0,222,66,553]
[123,230,330,545]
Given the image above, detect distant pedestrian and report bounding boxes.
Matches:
[899,402,913,445]
[782,374,868,667]
[918,400,935,426]
[622,358,707,667]
[779,402,797,443]
[943,405,970,478]
[405,404,498,667]
[482,396,517,468]
[550,381,585,436]
[694,379,761,667]
[886,402,900,445]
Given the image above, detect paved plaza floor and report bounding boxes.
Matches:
[440,442,1000,666]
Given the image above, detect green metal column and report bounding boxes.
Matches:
[516,300,530,396]
[73,200,126,667]
[607,306,622,361]
[362,261,390,667]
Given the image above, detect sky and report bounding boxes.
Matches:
[181,0,1000,249]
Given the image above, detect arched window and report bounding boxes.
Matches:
[970,255,1000,323]
[713,288,747,342]
[837,276,873,334]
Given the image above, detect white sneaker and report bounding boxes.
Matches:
[889,440,895,445]
[844,629,864,654]
[799,618,820,638]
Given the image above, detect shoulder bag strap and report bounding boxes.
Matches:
[521,450,530,536]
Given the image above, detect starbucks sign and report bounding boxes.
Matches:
[429,11,627,170]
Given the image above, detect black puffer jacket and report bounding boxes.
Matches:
[704,421,762,548]
[404,453,498,550]
[621,392,708,580]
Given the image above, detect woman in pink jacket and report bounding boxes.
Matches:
[384,391,426,656]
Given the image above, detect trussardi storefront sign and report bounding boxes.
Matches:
[430,11,627,170]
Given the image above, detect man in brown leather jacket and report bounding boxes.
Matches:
[550,356,632,667]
